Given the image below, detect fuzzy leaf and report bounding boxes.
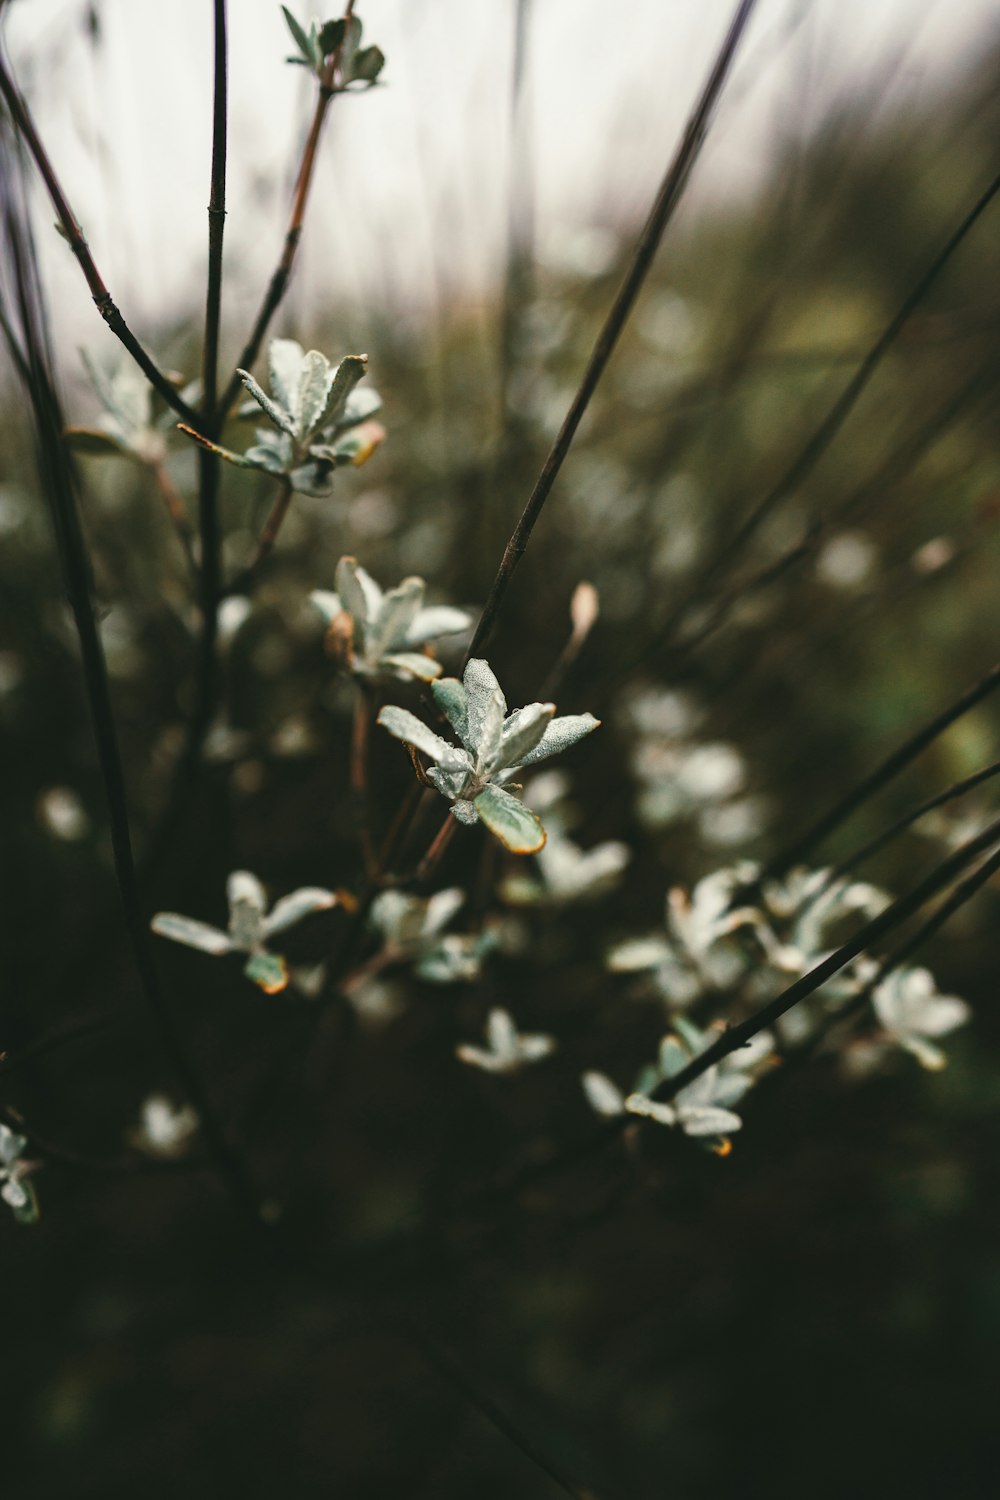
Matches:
[309,589,343,626]
[263,886,339,938]
[321,354,368,428]
[499,702,555,770]
[405,605,471,647]
[380,652,442,682]
[514,712,600,768]
[431,676,470,747]
[582,1071,626,1118]
[464,658,506,766]
[295,349,335,439]
[151,913,232,956]
[236,367,296,436]
[378,705,470,770]
[370,576,425,659]
[335,557,382,628]
[423,887,466,937]
[268,338,304,413]
[474,783,546,854]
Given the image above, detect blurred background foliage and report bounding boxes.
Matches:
[1,2,1000,1496]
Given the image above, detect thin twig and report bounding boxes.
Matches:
[225,473,295,594]
[203,0,229,418]
[0,51,200,427]
[652,166,1000,653]
[150,459,198,572]
[464,0,760,662]
[806,756,1000,901]
[658,357,996,667]
[763,660,1000,879]
[351,681,376,876]
[415,811,459,885]
[0,173,261,1228]
[649,814,1000,1107]
[782,839,1000,1070]
[396,1316,602,1500]
[216,0,357,418]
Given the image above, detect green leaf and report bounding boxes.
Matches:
[281,6,314,64]
[474,783,546,855]
[318,17,346,54]
[349,44,385,84]
[339,14,363,76]
[244,950,289,994]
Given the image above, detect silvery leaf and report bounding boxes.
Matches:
[423,887,465,937]
[236,367,296,437]
[624,1093,677,1127]
[676,1105,743,1137]
[335,556,382,631]
[341,386,382,427]
[370,576,425,659]
[377,705,469,769]
[405,605,472,647]
[267,338,304,413]
[498,702,555,771]
[431,676,470,747]
[263,886,339,938]
[320,354,368,429]
[514,712,600,767]
[295,349,335,439]
[0,1123,27,1166]
[582,1071,626,1117]
[380,652,442,682]
[606,936,672,972]
[450,798,479,825]
[464,658,506,768]
[310,589,343,626]
[151,913,233,956]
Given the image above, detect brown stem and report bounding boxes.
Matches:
[0,54,200,428]
[216,0,357,418]
[224,474,295,594]
[150,460,198,573]
[351,682,376,876]
[415,812,458,885]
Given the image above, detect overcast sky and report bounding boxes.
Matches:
[4,0,998,357]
